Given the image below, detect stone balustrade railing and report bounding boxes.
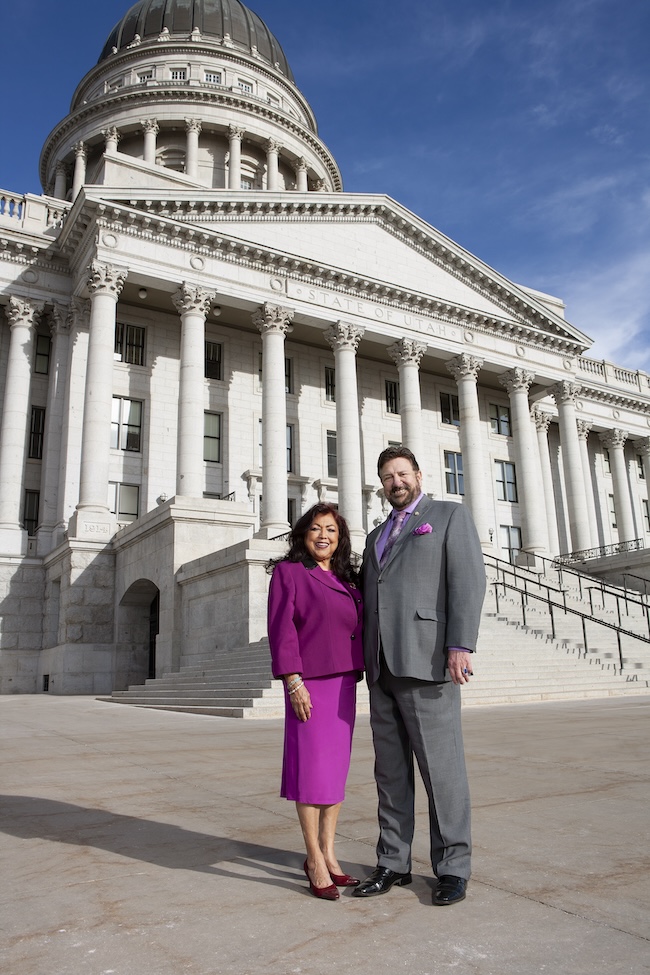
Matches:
[0,191,70,234]
[578,355,650,396]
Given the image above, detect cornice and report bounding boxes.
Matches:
[577,385,650,415]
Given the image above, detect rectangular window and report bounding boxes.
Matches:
[495,460,518,502]
[111,397,143,452]
[170,68,186,81]
[644,500,650,533]
[385,380,400,414]
[444,451,464,495]
[286,424,295,473]
[205,71,222,84]
[115,323,145,366]
[500,525,522,565]
[608,493,617,529]
[29,406,46,460]
[138,70,154,83]
[34,334,51,375]
[109,482,139,523]
[241,177,253,190]
[267,93,280,107]
[287,497,297,526]
[204,412,222,463]
[258,418,263,468]
[489,403,511,436]
[23,490,40,536]
[325,366,336,403]
[238,80,253,94]
[603,449,611,474]
[637,455,645,479]
[285,358,294,395]
[205,341,223,380]
[327,430,337,478]
[440,392,460,426]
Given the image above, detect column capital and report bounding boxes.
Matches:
[446,352,483,382]
[185,118,202,134]
[102,126,121,146]
[633,437,650,457]
[598,428,628,450]
[70,297,91,330]
[50,303,72,335]
[265,139,281,153]
[295,157,307,172]
[576,419,593,440]
[171,283,216,318]
[141,118,159,135]
[228,124,244,140]
[325,320,364,353]
[531,408,552,433]
[387,337,426,367]
[499,366,535,395]
[55,160,68,176]
[73,141,87,160]
[252,303,294,336]
[6,295,44,328]
[550,380,582,406]
[87,261,128,299]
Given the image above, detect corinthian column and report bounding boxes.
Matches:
[499,368,547,556]
[295,158,308,192]
[325,321,365,547]
[53,162,68,200]
[68,262,127,540]
[228,125,243,189]
[532,409,560,555]
[634,437,650,486]
[142,119,159,164]
[0,297,43,554]
[266,140,281,190]
[253,303,294,537]
[172,284,216,498]
[576,420,600,547]
[71,141,87,199]
[550,382,591,552]
[103,126,120,155]
[185,119,202,180]
[387,338,426,464]
[599,429,636,543]
[446,354,490,548]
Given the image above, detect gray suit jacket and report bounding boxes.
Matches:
[361,497,486,686]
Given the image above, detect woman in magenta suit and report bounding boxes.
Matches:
[268,503,364,901]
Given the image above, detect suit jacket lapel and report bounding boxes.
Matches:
[381,498,436,568]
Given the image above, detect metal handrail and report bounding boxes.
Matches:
[557,538,645,563]
[489,578,650,671]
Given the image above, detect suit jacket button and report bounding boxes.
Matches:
[351,634,355,640]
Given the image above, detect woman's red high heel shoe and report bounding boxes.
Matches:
[303,860,339,900]
[329,870,360,887]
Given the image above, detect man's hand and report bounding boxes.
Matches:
[447,649,474,685]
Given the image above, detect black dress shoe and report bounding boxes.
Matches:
[352,866,412,898]
[432,875,467,906]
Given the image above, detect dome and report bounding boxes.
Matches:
[99,0,294,81]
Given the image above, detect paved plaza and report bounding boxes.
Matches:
[1,693,649,975]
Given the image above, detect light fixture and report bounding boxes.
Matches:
[138,287,147,299]
[213,304,222,317]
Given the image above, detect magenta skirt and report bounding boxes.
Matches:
[281,672,358,805]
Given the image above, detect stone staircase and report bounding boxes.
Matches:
[100,561,650,718]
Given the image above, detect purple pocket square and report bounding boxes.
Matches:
[412,523,433,535]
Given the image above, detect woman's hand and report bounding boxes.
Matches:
[289,682,313,722]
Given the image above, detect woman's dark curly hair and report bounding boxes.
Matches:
[269,503,359,584]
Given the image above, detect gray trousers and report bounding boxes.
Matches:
[369,660,472,879]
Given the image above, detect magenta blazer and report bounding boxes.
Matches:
[268,559,364,679]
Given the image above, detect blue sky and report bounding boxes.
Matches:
[1,0,648,369]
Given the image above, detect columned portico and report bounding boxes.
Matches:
[599,429,636,543]
[142,119,159,164]
[253,303,294,538]
[446,353,490,549]
[0,297,43,555]
[228,126,243,189]
[325,321,365,546]
[532,409,560,555]
[185,119,202,180]
[387,338,426,464]
[68,262,127,540]
[499,368,547,556]
[551,382,592,553]
[576,420,600,547]
[172,283,216,498]
[71,141,87,199]
[265,140,281,190]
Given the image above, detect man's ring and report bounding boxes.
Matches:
[463,668,469,675]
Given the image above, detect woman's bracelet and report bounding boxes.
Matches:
[285,675,302,690]
[288,680,304,695]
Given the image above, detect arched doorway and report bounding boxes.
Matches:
[115,579,160,689]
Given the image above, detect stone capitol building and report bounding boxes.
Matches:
[1,0,649,697]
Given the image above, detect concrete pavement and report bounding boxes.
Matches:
[1,694,649,975]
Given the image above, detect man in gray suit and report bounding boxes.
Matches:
[354,445,486,905]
